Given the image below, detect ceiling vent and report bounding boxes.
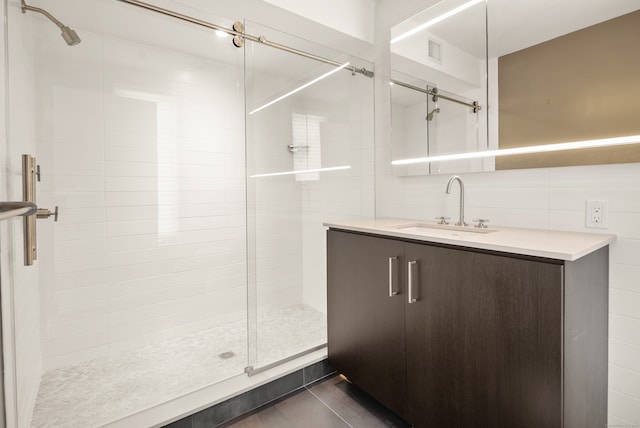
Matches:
[428,39,441,63]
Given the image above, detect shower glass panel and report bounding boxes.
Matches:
[6,1,247,426]
[244,21,375,371]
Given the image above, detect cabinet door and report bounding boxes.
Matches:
[405,243,563,428]
[327,230,406,417]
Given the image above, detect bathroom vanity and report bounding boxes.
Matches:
[325,218,615,428]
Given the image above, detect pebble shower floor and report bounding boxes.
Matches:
[31,305,327,427]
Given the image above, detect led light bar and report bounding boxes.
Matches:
[249,165,351,178]
[391,135,640,165]
[391,0,483,44]
[249,62,350,115]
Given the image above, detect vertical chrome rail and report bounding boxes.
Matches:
[408,260,418,304]
[389,256,398,296]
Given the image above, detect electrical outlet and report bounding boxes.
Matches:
[586,200,608,229]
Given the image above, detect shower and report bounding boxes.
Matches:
[21,0,81,46]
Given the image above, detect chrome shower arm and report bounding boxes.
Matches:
[22,1,65,29]
[21,0,81,46]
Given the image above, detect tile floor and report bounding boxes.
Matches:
[31,305,326,427]
[220,375,411,428]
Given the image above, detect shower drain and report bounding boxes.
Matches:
[218,351,236,359]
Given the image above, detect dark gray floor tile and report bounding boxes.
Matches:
[303,360,335,385]
[219,389,350,428]
[163,416,192,428]
[307,375,411,428]
[191,370,304,428]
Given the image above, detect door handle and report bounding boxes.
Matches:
[408,260,418,304]
[388,256,398,297]
[37,206,59,221]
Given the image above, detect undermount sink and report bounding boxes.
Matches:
[394,222,499,235]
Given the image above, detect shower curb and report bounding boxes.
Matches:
[162,359,335,428]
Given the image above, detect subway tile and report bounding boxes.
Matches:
[610,239,640,266]
[608,388,640,426]
[105,129,161,148]
[106,205,160,222]
[48,192,105,209]
[46,284,110,308]
[54,222,106,241]
[610,339,640,374]
[108,274,175,298]
[37,159,104,178]
[105,234,175,253]
[50,238,106,258]
[610,289,640,320]
[42,345,109,372]
[42,330,109,359]
[607,413,635,427]
[610,263,640,293]
[610,315,640,347]
[105,260,174,283]
[549,186,640,213]
[106,219,162,237]
[42,314,109,342]
[105,161,159,178]
[44,268,110,291]
[106,246,175,267]
[108,287,177,313]
[610,365,640,399]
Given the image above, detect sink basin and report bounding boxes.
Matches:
[394,222,498,235]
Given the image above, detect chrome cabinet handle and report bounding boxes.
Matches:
[408,260,418,304]
[388,256,398,297]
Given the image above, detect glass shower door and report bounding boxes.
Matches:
[244,21,375,372]
[4,2,250,426]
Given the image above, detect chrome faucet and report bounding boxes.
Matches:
[445,175,467,227]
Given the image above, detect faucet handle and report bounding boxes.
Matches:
[473,218,489,228]
[435,216,451,225]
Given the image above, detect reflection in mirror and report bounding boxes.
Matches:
[492,5,640,170]
[390,0,488,176]
[390,0,640,175]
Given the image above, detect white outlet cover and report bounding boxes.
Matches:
[586,200,608,229]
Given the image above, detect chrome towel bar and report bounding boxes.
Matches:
[0,201,38,221]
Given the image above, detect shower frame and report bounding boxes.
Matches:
[114,0,374,78]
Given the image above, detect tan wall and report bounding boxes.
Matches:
[497,10,640,170]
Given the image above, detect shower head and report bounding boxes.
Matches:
[60,26,81,46]
[426,107,441,121]
[22,1,81,46]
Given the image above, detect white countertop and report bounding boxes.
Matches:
[324,218,616,261]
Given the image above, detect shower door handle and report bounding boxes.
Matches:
[37,206,59,221]
[22,154,37,265]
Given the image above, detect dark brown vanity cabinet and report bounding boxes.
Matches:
[327,229,608,428]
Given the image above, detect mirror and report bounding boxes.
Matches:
[390,0,640,176]
[390,0,488,176]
